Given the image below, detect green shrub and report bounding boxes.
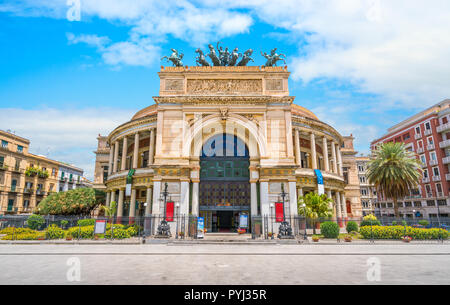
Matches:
[2,232,45,240]
[360,226,449,240]
[77,219,96,227]
[346,221,359,233]
[360,219,381,227]
[27,214,45,230]
[320,221,340,238]
[392,221,397,226]
[45,224,66,240]
[401,220,407,226]
[0,227,36,235]
[418,220,429,227]
[60,220,68,228]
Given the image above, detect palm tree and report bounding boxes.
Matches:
[367,142,422,218]
[298,192,333,234]
[102,201,117,223]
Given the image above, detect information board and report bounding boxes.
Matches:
[94,219,107,234]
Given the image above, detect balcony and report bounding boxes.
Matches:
[417,147,424,154]
[446,173,450,181]
[424,129,432,136]
[24,188,34,195]
[439,139,450,148]
[437,192,444,198]
[0,163,7,170]
[427,143,435,150]
[426,192,434,198]
[432,175,441,182]
[422,177,430,183]
[36,190,46,196]
[443,156,450,164]
[429,159,438,166]
[415,133,422,140]
[437,122,450,133]
[421,161,428,168]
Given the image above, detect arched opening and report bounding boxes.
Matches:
[199,133,250,233]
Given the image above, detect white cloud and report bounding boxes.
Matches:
[0,107,135,179]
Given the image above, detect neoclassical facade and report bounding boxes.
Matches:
[95,66,349,231]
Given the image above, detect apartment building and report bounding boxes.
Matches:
[371,99,450,218]
[0,130,85,214]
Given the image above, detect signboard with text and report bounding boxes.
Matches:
[239,214,248,228]
[94,219,107,234]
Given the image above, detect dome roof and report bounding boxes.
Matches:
[131,104,157,120]
[291,104,318,120]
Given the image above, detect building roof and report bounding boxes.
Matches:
[291,104,318,120]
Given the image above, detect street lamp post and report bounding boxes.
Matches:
[156,182,171,237]
[270,203,274,240]
[277,183,294,239]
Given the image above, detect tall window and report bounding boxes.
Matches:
[425,122,431,130]
[17,145,23,153]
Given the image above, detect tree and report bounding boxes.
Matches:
[367,142,422,218]
[35,188,105,215]
[298,192,333,234]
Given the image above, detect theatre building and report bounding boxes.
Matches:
[94,66,351,232]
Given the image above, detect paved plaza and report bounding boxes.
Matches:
[0,243,449,285]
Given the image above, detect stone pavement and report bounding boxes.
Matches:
[0,243,449,285]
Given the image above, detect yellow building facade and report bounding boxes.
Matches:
[0,130,83,214]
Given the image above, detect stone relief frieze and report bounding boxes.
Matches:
[164,79,184,91]
[265,79,283,91]
[187,79,262,95]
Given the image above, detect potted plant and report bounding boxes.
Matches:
[402,236,412,243]
[268,232,273,238]
[344,235,352,242]
[179,232,185,237]
[66,233,73,241]
[94,234,99,240]
[312,235,320,242]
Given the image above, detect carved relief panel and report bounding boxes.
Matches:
[187,79,262,95]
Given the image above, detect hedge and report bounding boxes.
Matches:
[360,226,448,240]
[35,188,105,215]
[0,223,138,240]
[346,221,359,233]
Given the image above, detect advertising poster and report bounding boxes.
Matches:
[275,202,284,222]
[166,201,174,222]
[239,214,248,228]
[197,217,204,239]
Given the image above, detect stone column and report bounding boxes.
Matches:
[289,181,298,217]
[191,181,199,216]
[336,191,342,218]
[331,141,338,174]
[145,187,152,216]
[337,144,343,176]
[149,128,155,166]
[260,181,270,220]
[341,193,348,218]
[327,189,333,211]
[108,144,114,175]
[294,129,301,166]
[310,132,317,169]
[110,190,116,205]
[152,181,161,215]
[133,133,140,169]
[106,191,111,208]
[121,136,128,171]
[322,137,329,172]
[250,182,258,216]
[129,188,136,218]
[117,189,124,217]
[180,181,190,216]
[113,141,119,173]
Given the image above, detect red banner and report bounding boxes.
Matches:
[275,202,284,222]
[166,201,174,222]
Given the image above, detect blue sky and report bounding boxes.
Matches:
[1,0,450,179]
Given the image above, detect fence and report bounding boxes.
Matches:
[0,214,448,242]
